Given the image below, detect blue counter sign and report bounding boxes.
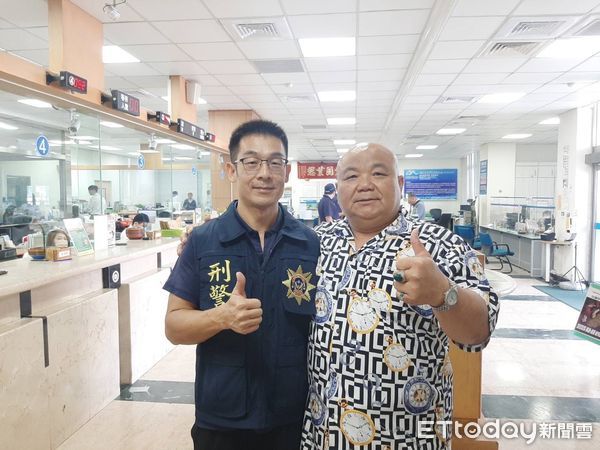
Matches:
[137,153,145,169]
[192,166,197,176]
[35,135,49,157]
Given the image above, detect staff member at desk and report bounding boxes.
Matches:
[87,185,106,215]
[407,192,426,220]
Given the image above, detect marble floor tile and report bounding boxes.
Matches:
[141,345,196,383]
[495,300,580,330]
[483,395,600,421]
[56,401,194,450]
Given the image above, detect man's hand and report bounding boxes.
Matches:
[394,229,450,307]
[177,225,194,256]
[220,272,263,334]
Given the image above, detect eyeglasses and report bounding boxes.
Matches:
[234,157,288,173]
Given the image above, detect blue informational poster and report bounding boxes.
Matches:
[404,169,457,200]
[480,160,488,195]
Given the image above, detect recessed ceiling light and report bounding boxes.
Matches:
[336,148,349,153]
[128,152,140,156]
[197,97,208,105]
[436,128,466,135]
[334,139,356,145]
[101,145,122,150]
[140,149,160,154]
[0,121,18,130]
[327,117,356,125]
[537,36,600,59]
[161,96,169,102]
[18,98,52,108]
[77,140,92,145]
[174,156,193,161]
[416,145,438,150]
[502,133,532,139]
[539,117,560,125]
[199,151,211,156]
[102,45,140,63]
[318,91,356,102]
[478,92,525,104]
[73,136,99,140]
[100,121,124,128]
[299,37,355,58]
[357,142,368,146]
[405,154,423,158]
[156,138,176,144]
[173,144,195,150]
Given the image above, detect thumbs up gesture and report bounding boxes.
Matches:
[222,272,263,334]
[393,229,450,307]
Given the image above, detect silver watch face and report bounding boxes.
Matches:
[446,285,458,306]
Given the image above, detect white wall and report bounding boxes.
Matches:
[516,144,557,163]
[0,160,62,210]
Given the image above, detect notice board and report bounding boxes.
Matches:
[403,169,457,200]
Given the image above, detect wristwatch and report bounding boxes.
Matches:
[432,279,458,312]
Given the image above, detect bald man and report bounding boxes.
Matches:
[301,144,499,449]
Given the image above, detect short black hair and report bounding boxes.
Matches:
[132,213,150,224]
[228,119,288,162]
[88,185,98,192]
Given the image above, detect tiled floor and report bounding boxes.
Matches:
[57,267,600,449]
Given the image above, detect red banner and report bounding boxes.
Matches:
[297,162,337,179]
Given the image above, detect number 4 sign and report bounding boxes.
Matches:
[35,135,50,157]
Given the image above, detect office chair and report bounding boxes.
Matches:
[429,208,442,222]
[479,232,514,273]
[436,213,452,229]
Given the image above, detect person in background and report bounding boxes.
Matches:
[46,229,70,248]
[407,191,426,220]
[119,213,150,241]
[171,190,181,211]
[183,192,197,211]
[301,144,499,449]
[87,185,106,215]
[317,183,342,223]
[164,119,320,450]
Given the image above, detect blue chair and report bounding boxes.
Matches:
[453,225,481,250]
[479,232,514,273]
[429,208,442,222]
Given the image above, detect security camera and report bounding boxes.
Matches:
[103,1,126,21]
[67,110,81,136]
[148,134,158,150]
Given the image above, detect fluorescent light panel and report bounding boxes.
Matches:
[18,98,52,108]
[103,45,140,63]
[318,90,356,102]
[101,145,122,150]
[100,121,124,128]
[539,117,560,125]
[140,149,160,153]
[199,151,211,156]
[502,133,532,139]
[173,144,195,150]
[0,121,18,130]
[405,154,423,158]
[537,37,600,59]
[299,37,355,57]
[416,145,438,150]
[336,148,349,153]
[436,128,465,135]
[327,117,356,125]
[478,92,525,104]
[174,156,193,160]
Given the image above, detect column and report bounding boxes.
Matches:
[478,143,517,225]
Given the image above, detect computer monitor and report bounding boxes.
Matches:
[459,204,471,212]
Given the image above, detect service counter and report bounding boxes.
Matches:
[479,225,544,276]
[0,238,179,449]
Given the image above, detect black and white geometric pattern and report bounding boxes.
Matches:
[301,214,500,450]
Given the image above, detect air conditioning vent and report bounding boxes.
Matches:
[495,16,578,40]
[437,96,475,104]
[221,17,293,42]
[251,59,304,73]
[573,18,600,37]
[480,41,542,58]
[509,21,564,37]
[302,124,327,130]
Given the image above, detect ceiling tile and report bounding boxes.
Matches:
[24,27,48,41]
[104,22,170,45]
[126,75,169,88]
[359,0,435,11]
[359,10,430,36]
[215,74,265,85]
[281,0,357,15]
[261,72,311,84]
[454,72,508,85]
[404,95,439,104]
[202,86,234,95]
[358,35,420,55]
[237,40,300,60]
[105,76,138,89]
[122,44,190,62]
[409,85,448,95]
[357,81,401,91]
[415,73,457,86]
[514,0,599,15]
[502,72,561,84]
[0,29,47,50]
[462,58,527,73]
[451,0,521,16]
[421,59,469,74]
[0,19,13,28]
[201,60,258,74]
[239,94,281,103]
[429,40,486,60]
[518,58,584,73]
[288,13,356,38]
[358,54,412,70]
[228,84,273,95]
[152,20,230,43]
[71,0,145,22]
[148,61,206,75]
[271,83,314,94]
[311,71,356,83]
[104,63,161,77]
[181,74,222,86]
[179,42,244,60]
[304,56,356,72]
[358,69,405,82]
[1,0,48,27]
[439,16,505,41]
[202,0,283,18]
[10,49,48,67]
[202,94,242,103]
[127,0,211,20]
[313,82,356,91]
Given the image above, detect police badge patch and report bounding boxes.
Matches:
[282,265,316,305]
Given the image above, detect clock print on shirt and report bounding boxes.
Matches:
[403,376,435,415]
[340,409,376,446]
[367,286,392,315]
[383,342,412,373]
[308,389,327,426]
[347,298,379,334]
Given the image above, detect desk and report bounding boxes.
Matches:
[485,268,517,297]
[479,225,542,275]
[539,240,573,282]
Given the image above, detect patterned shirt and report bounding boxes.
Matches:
[301,214,499,450]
